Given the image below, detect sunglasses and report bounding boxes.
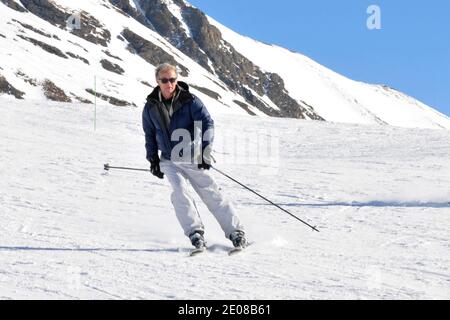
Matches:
[159,77,177,84]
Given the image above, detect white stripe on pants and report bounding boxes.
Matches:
[159,159,244,238]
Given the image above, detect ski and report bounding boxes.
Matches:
[228,247,243,256]
[188,247,206,257]
[188,241,252,256]
[228,241,252,256]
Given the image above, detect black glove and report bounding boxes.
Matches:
[197,157,212,170]
[150,158,164,179]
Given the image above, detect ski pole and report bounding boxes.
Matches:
[212,166,320,232]
[103,163,319,232]
[103,163,150,173]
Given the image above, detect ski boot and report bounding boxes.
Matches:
[189,231,206,256]
[229,230,247,248]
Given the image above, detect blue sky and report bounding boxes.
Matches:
[188,0,450,117]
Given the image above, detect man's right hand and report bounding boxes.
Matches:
[150,158,164,179]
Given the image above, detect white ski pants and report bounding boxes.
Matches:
[159,160,244,238]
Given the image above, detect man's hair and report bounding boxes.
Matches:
[155,63,178,79]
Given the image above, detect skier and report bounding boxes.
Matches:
[142,63,246,252]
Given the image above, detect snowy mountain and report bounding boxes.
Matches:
[1,0,449,129]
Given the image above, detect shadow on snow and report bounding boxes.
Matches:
[0,246,181,253]
[0,244,232,253]
[240,201,450,209]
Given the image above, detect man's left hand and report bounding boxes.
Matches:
[198,158,211,170]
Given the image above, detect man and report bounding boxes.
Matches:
[142,63,246,251]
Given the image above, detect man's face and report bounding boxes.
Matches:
[157,69,178,99]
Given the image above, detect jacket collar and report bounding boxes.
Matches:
[146,81,193,106]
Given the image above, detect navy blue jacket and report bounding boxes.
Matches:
[142,81,214,162]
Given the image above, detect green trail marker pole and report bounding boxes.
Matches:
[94,75,97,131]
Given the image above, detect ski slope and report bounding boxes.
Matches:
[1,97,449,299]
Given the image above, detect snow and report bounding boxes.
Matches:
[128,0,137,11]
[241,84,280,111]
[1,97,449,299]
[162,0,192,38]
